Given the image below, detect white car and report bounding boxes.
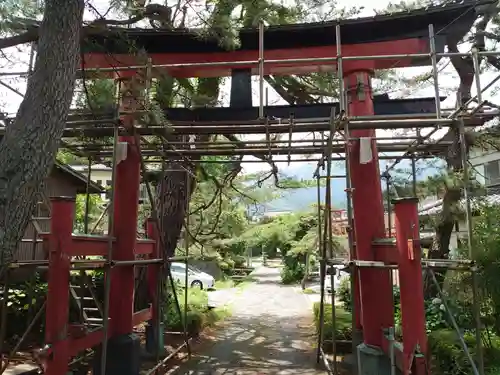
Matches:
[169,262,215,290]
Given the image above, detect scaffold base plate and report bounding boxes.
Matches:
[92,333,141,375]
[357,343,396,375]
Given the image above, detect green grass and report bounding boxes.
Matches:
[234,275,257,294]
[303,288,316,294]
[214,279,235,289]
[214,274,257,291]
[203,306,232,327]
[166,285,232,334]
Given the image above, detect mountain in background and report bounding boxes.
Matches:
[251,158,443,216]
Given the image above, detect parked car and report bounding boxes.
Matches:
[169,262,215,290]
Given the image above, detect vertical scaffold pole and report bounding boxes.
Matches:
[428,24,441,118]
[258,20,265,119]
[459,117,484,375]
[336,24,360,367]
[84,157,92,234]
[183,165,191,359]
[316,169,326,364]
[146,218,161,356]
[411,155,417,197]
[99,80,121,375]
[472,47,482,105]
[335,24,345,116]
[382,171,392,236]
[326,109,338,374]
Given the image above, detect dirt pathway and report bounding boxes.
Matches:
[172,265,327,375]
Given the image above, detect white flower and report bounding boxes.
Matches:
[432,298,442,305]
[440,304,446,311]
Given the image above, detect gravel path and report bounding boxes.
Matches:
[173,265,327,375]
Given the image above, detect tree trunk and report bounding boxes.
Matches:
[0,0,84,267]
[423,41,474,297]
[156,77,220,259]
[156,157,198,258]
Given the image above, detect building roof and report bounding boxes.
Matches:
[82,0,483,54]
[418,194,500,216]
[54,161,103,194]
[66,95,443,126]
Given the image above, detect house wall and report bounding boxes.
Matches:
[71,165,148,201]
[469,148,500,186]
[13,169,80,262]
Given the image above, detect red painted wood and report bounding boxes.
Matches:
[64,308,151,359]
[109,101,142,335]
[67,236,155,257]
[82,38,429,78]
[45,198,74,375]
[68,330,104,358]
[372,243,399,264]
[347,71,394,347]
[393,199,428,375]
[40,235,154,257]
[133,307,153,326]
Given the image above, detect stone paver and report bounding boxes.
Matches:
[173,265,327,375]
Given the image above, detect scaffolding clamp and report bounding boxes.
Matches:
[344,187,355,194]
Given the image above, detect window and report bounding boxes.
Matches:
[171,265,185,274]
[485,161,500,186]
[106,180,112,187]
[96,179,102,186]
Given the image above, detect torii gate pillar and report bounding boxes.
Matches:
[345,70,395,374]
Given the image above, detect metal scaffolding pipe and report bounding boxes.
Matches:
[60,118,480,138]
[76,51,500,75]
[258,21,265,118]
[58,110,490,125]
[155,136,422,147]
[428,24,441,118]
[134,154,437,163]
[472,47,482,105]
[79,56,338,73]
[72,140,451,152]
[45,110,499,131]
[80,145,448,157]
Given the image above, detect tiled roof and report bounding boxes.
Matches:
[418,194,500,215]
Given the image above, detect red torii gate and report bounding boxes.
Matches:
[38,3,478,374]
[42,77,163,374]
[48,30,429,375]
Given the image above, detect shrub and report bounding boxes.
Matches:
[310,305,500,374]
[163,281,229,334]
[312,303,353,342]
[280,262,305,284]
[232,255,247,268]
[337,277,351,311]
[428,329,500,375]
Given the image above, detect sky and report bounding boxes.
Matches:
[0,0,498,177]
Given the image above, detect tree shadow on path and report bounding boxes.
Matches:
[169,265,328,375]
